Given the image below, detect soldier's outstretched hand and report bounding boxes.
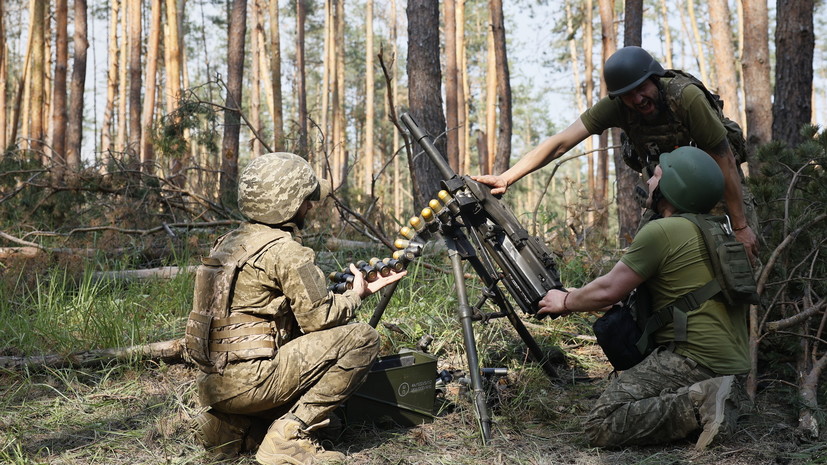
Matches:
[349,264,407,298]
[471,174,509,195]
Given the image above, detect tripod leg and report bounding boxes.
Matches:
[448,245,492,444]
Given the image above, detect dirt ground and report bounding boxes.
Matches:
[1,344,824,465]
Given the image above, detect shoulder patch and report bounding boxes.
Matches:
[297,261,327,304]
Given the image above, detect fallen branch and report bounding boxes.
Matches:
[0,338,187,370]
[92,265,198,283]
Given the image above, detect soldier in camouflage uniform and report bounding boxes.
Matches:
[191,152,406,464]
[538,147,749,449]
[474,46,759,262]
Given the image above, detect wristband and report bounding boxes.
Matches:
[733,224,748,232]
[563,292,571,313]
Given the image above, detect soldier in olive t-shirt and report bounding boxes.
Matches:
[620,216,750,375]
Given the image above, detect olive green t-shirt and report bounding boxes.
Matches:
[580,78,727,152]
[620,216,750,374]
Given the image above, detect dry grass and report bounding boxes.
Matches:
[1,339,822,465]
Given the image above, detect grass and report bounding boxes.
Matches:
[0,245,825,464]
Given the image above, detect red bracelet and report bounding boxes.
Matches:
[563,292,571,313]
[733,224,748,231]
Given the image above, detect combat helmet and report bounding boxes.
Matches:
[237,152,330,225]
[658,146,724,214]
[604,46,666,98]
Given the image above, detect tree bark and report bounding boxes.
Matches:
[296,0,308,156]
[456,0,469,175]
[269,0,284,151]
[116,4,128,154]
[0,339,187,370]
[444,0,459,172]
[66,0,88,177]
[128,0,143,165]
[485,29,496,175]
[597,0,616,236]
[30,0,46,158]
[708,0,742,127]
[617,0,644,247]
[364,0,375,191]
[250,0,262,158]
[406,0,447,207]
[659,0,673,68]
[51,0,69,181]
[100,0,120,167]
[741,0,772,172]
[141,0,162,174]
[772,0,814,148]
[220,0,247,207]
[686,0,708,83]
[489,0,511,175]
[0,0,6,151]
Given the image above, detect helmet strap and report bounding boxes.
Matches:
[650,186,665,219]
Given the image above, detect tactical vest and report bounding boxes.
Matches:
[622,70,747,174]
[634,214,759,355]
[185,228,287,374]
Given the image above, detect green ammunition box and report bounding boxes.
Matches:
[340,351,437,426]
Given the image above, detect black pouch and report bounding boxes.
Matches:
[592,304,647,371]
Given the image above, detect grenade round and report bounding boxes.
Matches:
[328,282,353,293]
[328,271,354,283]
[394,238,410,249]
[383,257,406,272]
[370,257,391,277]
[399,226,416,240]
[420,207,434,222]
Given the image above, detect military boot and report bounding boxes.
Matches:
[194,409,257,458]
[688,375,738,450]
[255,416,346,465]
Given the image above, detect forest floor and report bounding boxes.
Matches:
[1,342,823,465]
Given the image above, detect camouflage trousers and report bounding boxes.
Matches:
[584,347,734,447]
[213,323,379,427]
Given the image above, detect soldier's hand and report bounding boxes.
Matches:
[349,264,407,298]
[735,225,759,265]
[470,174,508,195]
[537,289,570,317]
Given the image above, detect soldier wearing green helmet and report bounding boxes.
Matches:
[189,152,406,464]
[537,146,751,450]
[473,46,759,262]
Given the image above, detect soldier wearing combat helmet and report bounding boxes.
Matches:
[539,146,751,449]
[473,46,759,262]
[190,152,405,464]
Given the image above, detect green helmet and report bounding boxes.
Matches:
[658,147,724,214]
[604,46,666,98]
[237,152,330,224]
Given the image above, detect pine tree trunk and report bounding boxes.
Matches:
[741,0,771,172]
[456,0,468,175]
[66,0,88,178]
[364,0,375,192]
[116,7,128,154]
[660,0,673,68]
[772,0,814,148]
[391,0,401,217]
[128,0,143,166]
[708,0,742,127]
[444,0,459,172]
[616,0,643,247]
[686,0,708,83]
[320,0,331,161]
[269,0,283,151]
[406,0,447,207]
[250,0,262,158]
[0,0,6,151]
[584,0,594,199]
[141,0,162,174]
[489,0,511,175]
[334,0,346,187]
[51,0,69,181]
[296,0,308,156]
[597,0,615,236]
[100,0,120,167]
[220,0,247,207]
[485,30,496,175]
[30,0,46,158]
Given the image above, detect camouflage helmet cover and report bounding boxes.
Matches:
[604,46,666,98]
[238,152,330,224]
[658,146,724,214]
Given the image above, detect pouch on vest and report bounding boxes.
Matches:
[677,213,759,306]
